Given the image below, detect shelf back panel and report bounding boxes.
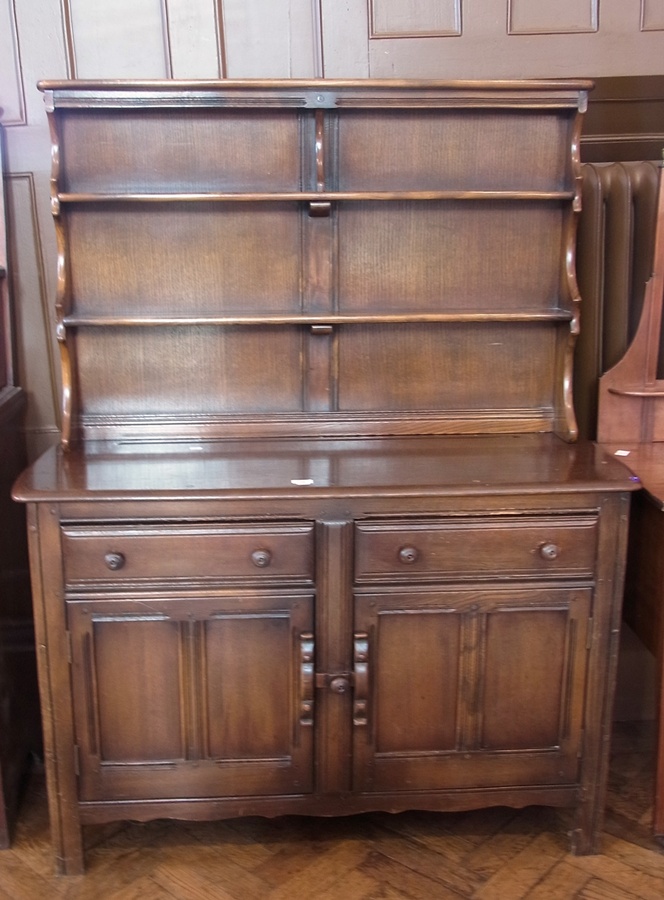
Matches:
[67,203,303,317]
[336,201,566,314]
[59,109,304,194]
[335,109,576,193]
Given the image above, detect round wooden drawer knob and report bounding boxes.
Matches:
[398,546,419,564]
[539,542,560,561]
[104,551,126,571]
[251,549,272,568]
[329,677,351,694]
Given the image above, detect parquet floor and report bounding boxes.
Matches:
[0,721,662,899]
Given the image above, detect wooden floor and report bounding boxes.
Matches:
[1,721,663,899]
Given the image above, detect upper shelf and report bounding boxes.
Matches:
[56,190,576,204]
[48,99,582,197]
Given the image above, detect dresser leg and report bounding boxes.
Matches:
[42,746,84,875]
[569,817,601,856]
[569,768,604,853]
[54,839,85,876]
[26,505,86,874]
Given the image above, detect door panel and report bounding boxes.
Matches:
[482,607,570,750]
[91,617,183,763]
[374,609,460,753]
[204,614,295,759]
[353,587,590,793]
[67,592,314,801]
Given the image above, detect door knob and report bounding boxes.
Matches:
[329,677,351,694]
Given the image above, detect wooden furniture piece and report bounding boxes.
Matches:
[13,79,637,875]
[574,159,660,439]
[581,76,664,163]
[0,127,37,848]
[597,158,664,841]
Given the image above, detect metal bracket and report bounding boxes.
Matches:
[304,91,338,109]
[315,671,354,691]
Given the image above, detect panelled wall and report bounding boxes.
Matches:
[2,0,664,456]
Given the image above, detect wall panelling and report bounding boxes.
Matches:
[4,174,59,453]
[221,0,321,77]
[641,0,664,31]
[508,0,598,35]
[0,0,26,126]
[323,0,664,79]
[370,0,461,38]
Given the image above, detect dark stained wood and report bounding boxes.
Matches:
[593,442,664,839]
[0,124,39,850]
[582,76,664,163]
[0,389,32,850]
[574,160,659,440]
[596,161,664,444]
[12,81,637,874]
[67,592,315,800]
[13,434,637,872]
[595,150,664,839]
[40,79,591,447]
[314,519,354,796]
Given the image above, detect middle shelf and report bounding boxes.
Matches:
[61,310,575,327]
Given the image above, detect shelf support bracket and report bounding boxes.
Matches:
[309,109,331,217]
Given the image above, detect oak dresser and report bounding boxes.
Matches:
[13,80,637,874]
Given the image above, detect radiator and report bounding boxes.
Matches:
[575,160,660,439]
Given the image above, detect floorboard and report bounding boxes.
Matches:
[1,721,662,898]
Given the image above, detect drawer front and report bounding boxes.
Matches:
[62,522,314,585]
[355,515,598,581]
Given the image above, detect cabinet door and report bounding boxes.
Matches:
[352,587,590,793]
[67,592,314,801]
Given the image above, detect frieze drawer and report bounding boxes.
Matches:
[354,515,598,582]
[62,521,315,585]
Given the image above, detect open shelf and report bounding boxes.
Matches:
[56,190,576,204]
[45,79,586,446]
[61,310,575,328]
